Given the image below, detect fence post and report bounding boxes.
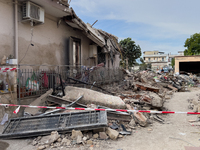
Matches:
[18,65,20,105]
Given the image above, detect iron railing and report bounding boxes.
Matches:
[17,65,123,101]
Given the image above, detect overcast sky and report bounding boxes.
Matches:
[70,0,200,54]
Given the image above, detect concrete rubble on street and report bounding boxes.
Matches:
[1,68,200,150]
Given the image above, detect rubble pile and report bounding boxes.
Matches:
[1,69,200,149]
[32,129,120,150]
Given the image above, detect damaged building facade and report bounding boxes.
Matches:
[0,0,123,118]
[0,0,121,68]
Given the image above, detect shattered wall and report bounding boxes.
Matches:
[0,0,94,67]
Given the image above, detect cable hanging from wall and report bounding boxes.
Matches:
[19,28,34,63]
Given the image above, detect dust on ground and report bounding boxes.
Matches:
[1,87,200,150]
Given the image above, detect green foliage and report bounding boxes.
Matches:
[139,58,151,70]
[171,58,175,68]
[119,38,141,68]
[184,33,200,55]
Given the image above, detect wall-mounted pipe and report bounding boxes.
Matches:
[14,0,18,65]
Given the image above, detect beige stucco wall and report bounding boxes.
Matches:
[143,51,159,55]
[0,0,15,58]
[0,0,93,68]
[175,56,200,73]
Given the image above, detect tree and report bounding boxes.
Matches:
[119,38,141,68]
[139,58,151,70]
[184,33,200,55]
[171,58,175,68]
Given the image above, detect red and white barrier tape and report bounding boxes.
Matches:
[0,68,18,72]
[1,103,200,115]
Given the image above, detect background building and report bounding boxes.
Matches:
[143,51,167,70]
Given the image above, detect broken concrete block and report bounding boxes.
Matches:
[32,139,38,146]
[40,131,60,145]
[106,127,119,140]
[167,91,173,95]
[76,135,83,144]
[129,119,136,127]
[63,86,126,109]
[99,132,108,140]
[61,138,71,146]
[134,112,147,127]
[86,140,93,145]
[149,92,163,108]
[126,104,147,127]
[38,145,46,150]
[93,133,99,139]
[71,130,83,140]
[165,95,171,99]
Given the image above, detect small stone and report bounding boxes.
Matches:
[126,129,132,132]
[83,136,88,141]
[106,127,119,140]
[76,135,83,144]
[61,135,65,139]
[93,133,99,139]
[40,131,60,145]
[61,138,71,146]
[87,140,93,145]
[96,145,100,148]
[118,135,123,138]
[38,145,46,150]
[89,146,93,150]
[57,138,62,142]
[148,128,153,131]
[32,140,38,146]
[99,132,108,140]
[71,130,83,140]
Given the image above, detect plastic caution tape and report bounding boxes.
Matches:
[1,103,200,114]
[0,68,18,72]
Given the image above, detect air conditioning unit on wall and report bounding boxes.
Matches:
[22,1,45,26]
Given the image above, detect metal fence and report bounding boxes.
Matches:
[17,65,123,100]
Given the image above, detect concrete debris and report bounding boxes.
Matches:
[38,145,46,150]
[63,86,126,109]
[76,135,83,144]
[40,131,60,145]
[6,68,200,149]
[126,104,147,127]
[24,89,53,115]
[61,138,71,146]
[106,127,119,140]
[86,140,93,145]
[71,130,83,140]
[99,132,108,140]
[93,133,99,139]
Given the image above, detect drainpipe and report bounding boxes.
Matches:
[14,0,18,65]
[14,0,19,104]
